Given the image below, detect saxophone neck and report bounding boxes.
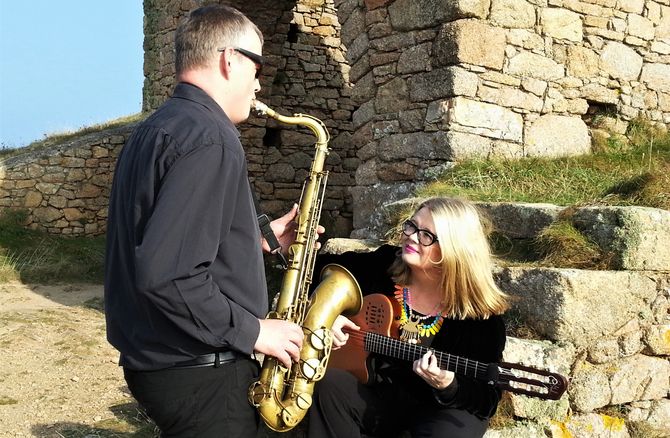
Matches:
[252,99,329,145]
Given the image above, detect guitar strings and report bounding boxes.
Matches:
[342,330,490,378]
[340,330,553,390]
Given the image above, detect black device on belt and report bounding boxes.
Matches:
[172,351,242,369]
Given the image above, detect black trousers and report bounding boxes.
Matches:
[308,368,489,438]
[124,358,260,438]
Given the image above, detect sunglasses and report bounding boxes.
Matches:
[401,220,439,247]
[218,47,265,79]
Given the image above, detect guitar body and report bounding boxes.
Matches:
[329,293,400,384]
[328,294,569,400]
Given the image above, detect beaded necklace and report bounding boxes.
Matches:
[393,285,444,344]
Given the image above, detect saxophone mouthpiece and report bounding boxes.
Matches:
[252,99,271,116]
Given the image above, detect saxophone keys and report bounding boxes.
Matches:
[281,393,312,427]
[310,328,332,351]
[302,358,322,379]
[296,392,313,410]
[248,381,266,406]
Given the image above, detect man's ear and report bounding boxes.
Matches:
[219,47,234,78]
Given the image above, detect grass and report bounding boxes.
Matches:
[413,119,670,269]
[418,118,670,210]
[0,209,105,283]
[31,401,158,438]
[0,113,143,160]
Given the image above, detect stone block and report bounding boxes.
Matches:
[618,0,644,13]
[408,66,479,102]
[388,0,490,31]
[502,337,574,419]
[626,399,670,435]
[572,206,670,271]
[483,422,547,437]
[448,97,524,141]
[319,237,383,255]
[643,324,670,355]
[553,413,630,437]
[397,42,432,74]
[609,354,670,405]
[640,63,670,93]
[600,42,644,80]
[349,185,421,237]
[355,158,379,185]
[477,202,565,238]
[495,267,658,347]
[434,19,506,70]
[541,8,583,42]
[377,132,452,161]
[489,0,536,28]
[477,85,544,112]
[524,115,591,158]
[567,46,600,78]
[506,51,565,81]
[445,131,525,160]
[579,83,619,104]
[375,77,409,113]
[627,14,655,40]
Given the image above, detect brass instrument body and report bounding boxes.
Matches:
[249,100,363,432]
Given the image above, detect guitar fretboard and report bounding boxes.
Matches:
[364,331,491,381]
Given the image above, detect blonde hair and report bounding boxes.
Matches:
[175,4,263,75]
[390,197,509,319]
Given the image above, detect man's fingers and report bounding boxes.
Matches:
[286,341,301,362]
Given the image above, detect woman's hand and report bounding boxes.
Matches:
[413,350,454,390]
[331,315,359,350]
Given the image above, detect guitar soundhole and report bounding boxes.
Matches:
[364,303,386,331]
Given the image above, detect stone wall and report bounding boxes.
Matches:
[144,0,358,237]
[0,126,133,235]
[343,0,670,236]
[2,0,669,238]
[143,0,670,239]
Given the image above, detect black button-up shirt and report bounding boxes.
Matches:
[104,82,267,371]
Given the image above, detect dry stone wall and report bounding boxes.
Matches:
[0,126,133,235]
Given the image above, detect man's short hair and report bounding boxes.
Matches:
[175,4,263,75]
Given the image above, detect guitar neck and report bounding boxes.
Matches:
[364,331,490,380]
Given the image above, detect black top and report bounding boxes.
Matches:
[104,82,267,371]
[315,245,506,419]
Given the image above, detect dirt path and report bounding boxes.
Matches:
[0,282,154,437]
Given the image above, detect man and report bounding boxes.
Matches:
[104,5,305,437]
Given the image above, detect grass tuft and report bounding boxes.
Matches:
[0,209,105,283]
[534,219,612,270]
[418,119,670,209]
[0,113,143,160]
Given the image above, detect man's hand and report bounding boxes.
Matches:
[261,203,325,254]
[255,319,304,368]
[331,315,359,350]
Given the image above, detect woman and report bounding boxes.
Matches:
[308,197,510,438]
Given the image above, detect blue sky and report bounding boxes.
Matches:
[0,1,144,148]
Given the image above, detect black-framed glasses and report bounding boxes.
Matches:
[218,47,265,79]
[402,220,438,246]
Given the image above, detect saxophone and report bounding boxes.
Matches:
[248,100,363,432]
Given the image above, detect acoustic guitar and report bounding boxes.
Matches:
[329,294,568,400]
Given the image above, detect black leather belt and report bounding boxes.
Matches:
[172,351,242,369]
